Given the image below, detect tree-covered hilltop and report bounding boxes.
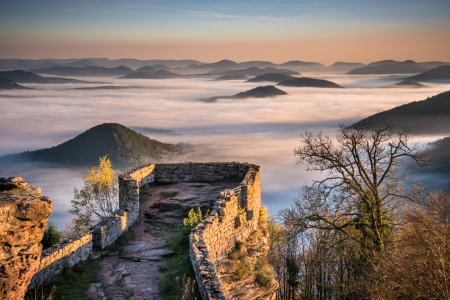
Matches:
[277,77,343,88]
[355,90,450,134]
[406,65,450,82]
[0,76,29,89]
[246,73,295,83]
[9,123,190,169]
[200,85,288,102]
[426,136,450,173]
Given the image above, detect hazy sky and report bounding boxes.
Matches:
[1,0,450,63]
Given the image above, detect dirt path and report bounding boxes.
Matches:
[87,182,238,300]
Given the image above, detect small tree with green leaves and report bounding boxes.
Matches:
[69,156,119,235]
[41,221,61,250]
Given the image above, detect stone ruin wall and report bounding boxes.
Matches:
[28,164,151,290]
[24,163,251,289]
[0,177,53,300]
[13,162,265,300]
[189,165,262,300]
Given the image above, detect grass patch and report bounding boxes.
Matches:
[162,191,180,197]
[24,259,101,300]
[157,233,200,300]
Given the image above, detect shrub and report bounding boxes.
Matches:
[181,207,207,236]
[254,258,274,286]
[228,241,247,260]
[259,207,267,224]
[41,221,61,250]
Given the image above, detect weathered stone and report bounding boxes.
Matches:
[0,180,52,300]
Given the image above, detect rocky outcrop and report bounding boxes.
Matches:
[0,177,52,300]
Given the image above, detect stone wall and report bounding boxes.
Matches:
[28,233,92,290]
[28,165,152,291]
[189,164,262,300]
[24,162,266,300]
[0,177,53,300]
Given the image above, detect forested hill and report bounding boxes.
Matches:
[355,90,450,134]
[7,123,187,169]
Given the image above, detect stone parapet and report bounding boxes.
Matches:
[28,233,92,290]
[189,164,263,300]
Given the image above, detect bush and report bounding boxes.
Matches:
[228,241,247,260]
[259,207,267,224]
[41,221,61,250]
[254,258,274,286]
[180,207,207,236]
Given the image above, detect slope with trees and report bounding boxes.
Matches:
[246,73,296,83]
[200,85,288,102]
[406,65,450,82]
[118,72,164,79]
[0,70,88,84]
[356,90,450,134]
[0,76,29,89]
[272,122,432,299]
[7,123,187,169]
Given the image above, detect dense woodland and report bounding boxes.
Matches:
[6,123,189,169]
[357,90,450,135]
[268,122,450,299]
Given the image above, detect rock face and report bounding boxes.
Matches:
[0,177,52,300]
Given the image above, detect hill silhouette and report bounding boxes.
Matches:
[246,73,296,83]
[59,59,100,68]
[135,66,156,72]
[118,72,164,79]
[150,64,171,70]
[214,75,248,81]
[0,70,88,84]
[381,81,428,89]
[192,59,239,69]
[8,123,187,169]
[0,76,29,89]
[406,65,450,82]
[225,67,299,76]
[30,66,134,77]
[153,69,180,77]
[355,90,450,134]
[277,77,343,88]
[347,60,449,75]
[201,86,287,102]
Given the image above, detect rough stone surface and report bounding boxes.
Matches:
[0,178,52,300]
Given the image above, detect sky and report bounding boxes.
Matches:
[1,0,450,64]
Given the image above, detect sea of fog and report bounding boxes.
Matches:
[1,74,450,228]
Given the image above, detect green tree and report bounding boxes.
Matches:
[41,221,61,250]
[69,156,119,234]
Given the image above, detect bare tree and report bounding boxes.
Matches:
[281,121,429,253]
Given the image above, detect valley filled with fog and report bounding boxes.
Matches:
[1,74,450,228]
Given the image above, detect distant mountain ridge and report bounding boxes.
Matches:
[246,73,296,83]
[380,81,428,89]
[355,90,450,134]
[0,70,89,84]
[347,60,449,75]
[30,66,134,77]
[5,123,188,168]
[201,86,288,102]
[0,76,29,89]
[277,77,343,88]
[118,72,164,79]
[406,65,450,82]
